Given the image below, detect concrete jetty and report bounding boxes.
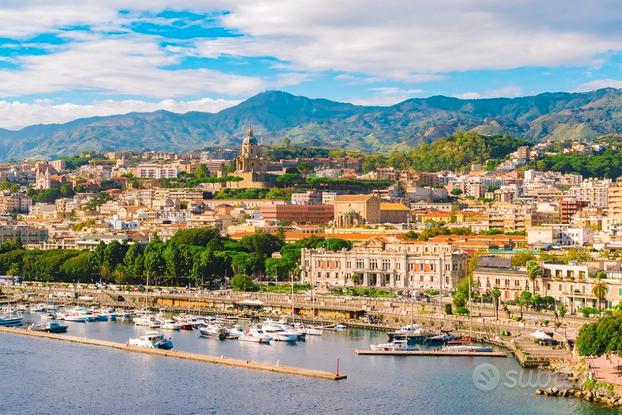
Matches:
[0,326,346,381]
[355,349,507,357]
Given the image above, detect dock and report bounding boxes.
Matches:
[355,349,507,357]
[0,326,346,381]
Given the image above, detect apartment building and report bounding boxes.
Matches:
[136,163,179,179]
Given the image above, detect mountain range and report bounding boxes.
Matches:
[3,88,622,161]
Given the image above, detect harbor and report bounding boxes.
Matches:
[1,306,609,415]
[0,326,347,380]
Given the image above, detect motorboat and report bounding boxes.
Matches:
[334,324,346,331]
[239,327,273,344]
[161,320,181,331]
[199,324,227,340]
[387,324,433,344]
[226,325,245,339]
[262,320,302,342]
[58,311,87,322]
[441,345,494,353]
[128,331,173,350]
[370,340,418,351]
[29,320,68,333]
[0,313,23,326]
[134,314,162,328]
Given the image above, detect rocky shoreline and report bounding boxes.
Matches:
[536,386,622,407]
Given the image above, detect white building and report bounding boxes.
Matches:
[136,164,179,179]
[527,224,593,247]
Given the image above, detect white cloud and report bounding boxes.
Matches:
[0,97,239,130]
[200,0,622,79]
[0,33,266,98]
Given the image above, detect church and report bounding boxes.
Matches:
[228,127,275,189]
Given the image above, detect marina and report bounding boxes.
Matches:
[1,309,612,415]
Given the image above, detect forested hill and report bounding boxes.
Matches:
[4,88,622,160]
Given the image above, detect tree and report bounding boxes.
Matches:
[558,302,567,321]
[512,252,535,267]
[194,164,210,178]
[450,188,463,196]
[576,311,622,356]
[592,274,609,312]
[526,260,543,286]
[60,183,75,198]
[231,274,257,292]
[518,290,532,319]
[492,287,501,320]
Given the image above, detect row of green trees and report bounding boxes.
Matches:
[0,229,352,289]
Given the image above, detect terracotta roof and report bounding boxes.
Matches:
[380,203,410,211]
[335,194,375,202]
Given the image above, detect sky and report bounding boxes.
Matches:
[1,0,622,129]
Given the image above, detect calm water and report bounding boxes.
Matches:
[0,314,616,415]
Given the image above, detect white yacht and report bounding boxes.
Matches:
[226,325,245,339]
[199,324,227,340]
[128,331,173,350]
[161,320,181,331]
[134,314,162,328]
[239,327,273,344]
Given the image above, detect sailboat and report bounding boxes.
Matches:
[128,272,173,349]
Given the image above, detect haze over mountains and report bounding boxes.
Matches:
[2,88,622,161]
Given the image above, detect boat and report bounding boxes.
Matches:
[134,314,162,328]
[161,320,181,331]
[334,324,346,331]
[239,327,273,344]
[29,321,68,333]
[387,324,433,344]
[425,332,460,346]
[128,331,173,350]
[0,313,23,326]
[199,324,227,340]
[226,325,245,339]
[58,311,87,322]
[441,345,494,353]
[261,320,301,342]
[370,340,418,351]
[179,323,193,330]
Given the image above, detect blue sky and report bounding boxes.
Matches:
[0,1,622,129]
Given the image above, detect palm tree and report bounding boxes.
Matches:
[591,274,609,312]
[526,260,543,283]
[492,287,501,320]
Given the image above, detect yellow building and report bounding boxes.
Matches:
[333,194,381,226]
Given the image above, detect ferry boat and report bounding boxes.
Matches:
[29,321,68,333]
[239,327,273,344]
[370,340,418,351]
[128,331,173,350]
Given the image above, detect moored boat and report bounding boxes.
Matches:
[128,331,173,349]
[441,345,494,353]
[30,321,68,333]
[239,327,272,344]
[370,339,418,351]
